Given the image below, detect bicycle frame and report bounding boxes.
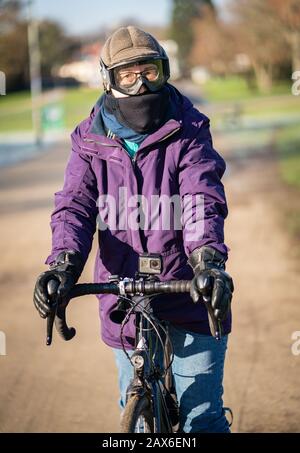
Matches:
[121,294,178,433]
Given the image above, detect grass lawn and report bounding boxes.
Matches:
[63,87,102,129]
[199,77,300,132]
[277,125,300,188]
[280,154,300,187]
[0,87,102,133]
[201,76,291,102]
[276,124,300,240]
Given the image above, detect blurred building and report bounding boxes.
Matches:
[190,66,210,85]
[159,40,181,80]
[58,43,102,88]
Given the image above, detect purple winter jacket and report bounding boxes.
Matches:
[46,86,231,349]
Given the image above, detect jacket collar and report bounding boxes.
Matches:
[80,84,190,153]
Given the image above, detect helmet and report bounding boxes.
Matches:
[100,26,170,95]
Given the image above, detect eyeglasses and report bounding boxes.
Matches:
[112,59,166,94]
[116,64,160,88]
[101,47,170,95]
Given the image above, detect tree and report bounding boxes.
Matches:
[0,0,80,91]
[230,0,290,92]
[0,0,23,26]
[39,21,77,80]
[189,0,298,91]
[0,1,29,90]
[189,5,237,75]
[267,0,300,73]
[170,0,215,75]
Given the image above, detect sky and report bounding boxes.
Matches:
[33,0,226,36]
[34,0,172,35]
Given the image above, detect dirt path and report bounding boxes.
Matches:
[222,152,300,432]
[0,140,299,432]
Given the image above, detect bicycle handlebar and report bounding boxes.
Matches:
[46,279,222,345]
[69,280,191,298]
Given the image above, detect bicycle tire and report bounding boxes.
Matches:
[121,394,154,433]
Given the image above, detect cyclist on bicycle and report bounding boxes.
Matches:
[33,26,234,433]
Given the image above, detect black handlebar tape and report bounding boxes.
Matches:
[46,310,56,346]
[53,283,119,342]
[46,279,60,346]
[69,283,119,298]
[68,280,191,299]
[54,305,76,341]
[142,280,191,294]
[46,279,76,344]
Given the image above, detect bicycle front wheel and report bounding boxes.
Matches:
[121,394,154,433]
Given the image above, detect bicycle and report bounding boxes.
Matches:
[45,255,223,433]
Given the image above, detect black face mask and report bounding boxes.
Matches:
[104,86,170,134]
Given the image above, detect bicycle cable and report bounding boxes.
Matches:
[119,294,169,374]
[142,296,175,372]
[119,294,158,365]
[119,294,174,378]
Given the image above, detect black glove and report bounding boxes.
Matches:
[189,246,234,322]
[33,250,84,318]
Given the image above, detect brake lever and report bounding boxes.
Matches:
[46,279,60,346]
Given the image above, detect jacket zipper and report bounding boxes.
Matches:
[83,138,119,148]
[132,127,181,166]
[158,127,180,143]
[83,126,181,168]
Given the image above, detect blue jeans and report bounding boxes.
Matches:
[113,323,230,433]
